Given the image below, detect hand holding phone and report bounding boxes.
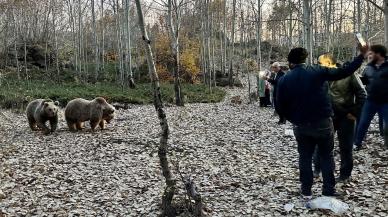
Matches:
[355,33,366,47]
[355,33,369,57]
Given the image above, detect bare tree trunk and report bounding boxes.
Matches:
[125,0,135,88]
[114,0,124,86]
[13,10,20,79]
[384,0,388,47]
[53,1,60,82]
[92,0,99,81]
[223,0,227,75]
[303,0,313,64]
[288,0,293,49]
[134,0,175,216]
[228,0,236,87]
[167,0,184,106]
[101,0,105,71]
[24,41,27,79]
[256,0,262,70]
[78,0,83,78]
[325,0,333,52]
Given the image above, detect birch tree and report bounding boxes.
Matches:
[228,0,236,86]
[134,0,175,215]
[303,0,313,64]
[167,0,184,106]
[124,0,135,88]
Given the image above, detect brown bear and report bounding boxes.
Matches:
[64,97,115,131]
[26,99,59,135]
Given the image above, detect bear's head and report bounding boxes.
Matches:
[42,100,59,118]
[102,103,115,123]
[94,97,115,123]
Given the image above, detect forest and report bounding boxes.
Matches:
[1,0,388,216]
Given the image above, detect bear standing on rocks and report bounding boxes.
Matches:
[26,99,59,135]
[65,97,115,131]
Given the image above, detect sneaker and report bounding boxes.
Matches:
[299,189,312,200]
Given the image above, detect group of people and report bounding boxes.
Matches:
[263,42,387,198]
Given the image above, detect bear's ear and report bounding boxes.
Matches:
[54,101,59,106]
[43,102,49,107]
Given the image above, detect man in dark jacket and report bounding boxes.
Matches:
[360,58,384,137]
[355,45,388,150]
[313,54,366,182]
[267,62,286,124]
[276,46,367,197]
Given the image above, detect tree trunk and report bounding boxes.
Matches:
[134,0,175,216]
[384,0,388,47]
[303,0,313,64]
[256,0,262,70]
[167,0,184,106]
[223,0,227,75]
[13,10,20,79]
[228,0,236,87]
[92,0,99,81]
[125,0,135,88]
[53,1,60,82]
[101,0,105,71]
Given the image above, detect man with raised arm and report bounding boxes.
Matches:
[275,45,368,198]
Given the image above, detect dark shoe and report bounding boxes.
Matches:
[299,188,312,199]
[353,144,363,151]
[323,191,345,199]
[336,176,350,183]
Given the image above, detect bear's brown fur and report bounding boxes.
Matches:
[64,97,115,131]
[26,99,59,135]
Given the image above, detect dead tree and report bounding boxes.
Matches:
[135,0,175,216]
[135,0,205,216]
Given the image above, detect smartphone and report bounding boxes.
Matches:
[355,33,367,47]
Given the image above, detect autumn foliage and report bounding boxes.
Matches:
[154,32,201,83]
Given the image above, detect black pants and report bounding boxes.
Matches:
[294,118,335,196]
[314,116,355,179]
[273,97,286,123]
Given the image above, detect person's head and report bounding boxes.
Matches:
[272,62,281,73]
[318,53,337,68]
[288,47,308,68]
[369,45,387,64]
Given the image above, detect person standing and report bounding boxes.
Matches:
[358,52,384,137]
[257,71,267,107]
[257,70,272,107]
[313,54,366,182]
[266,62,286,124]
[354,45,388,150]
[276,45,367,197]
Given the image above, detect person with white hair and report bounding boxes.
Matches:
[266,62,286,124]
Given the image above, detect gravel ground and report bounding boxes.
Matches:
[1,79,387,216]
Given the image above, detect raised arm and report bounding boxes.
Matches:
[322,55,364,81]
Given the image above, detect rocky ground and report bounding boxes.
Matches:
[1,77,387,217]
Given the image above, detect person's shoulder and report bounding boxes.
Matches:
[381,61,388,68]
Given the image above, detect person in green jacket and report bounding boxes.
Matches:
[257,70,270,107]
[313,53,367,182]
